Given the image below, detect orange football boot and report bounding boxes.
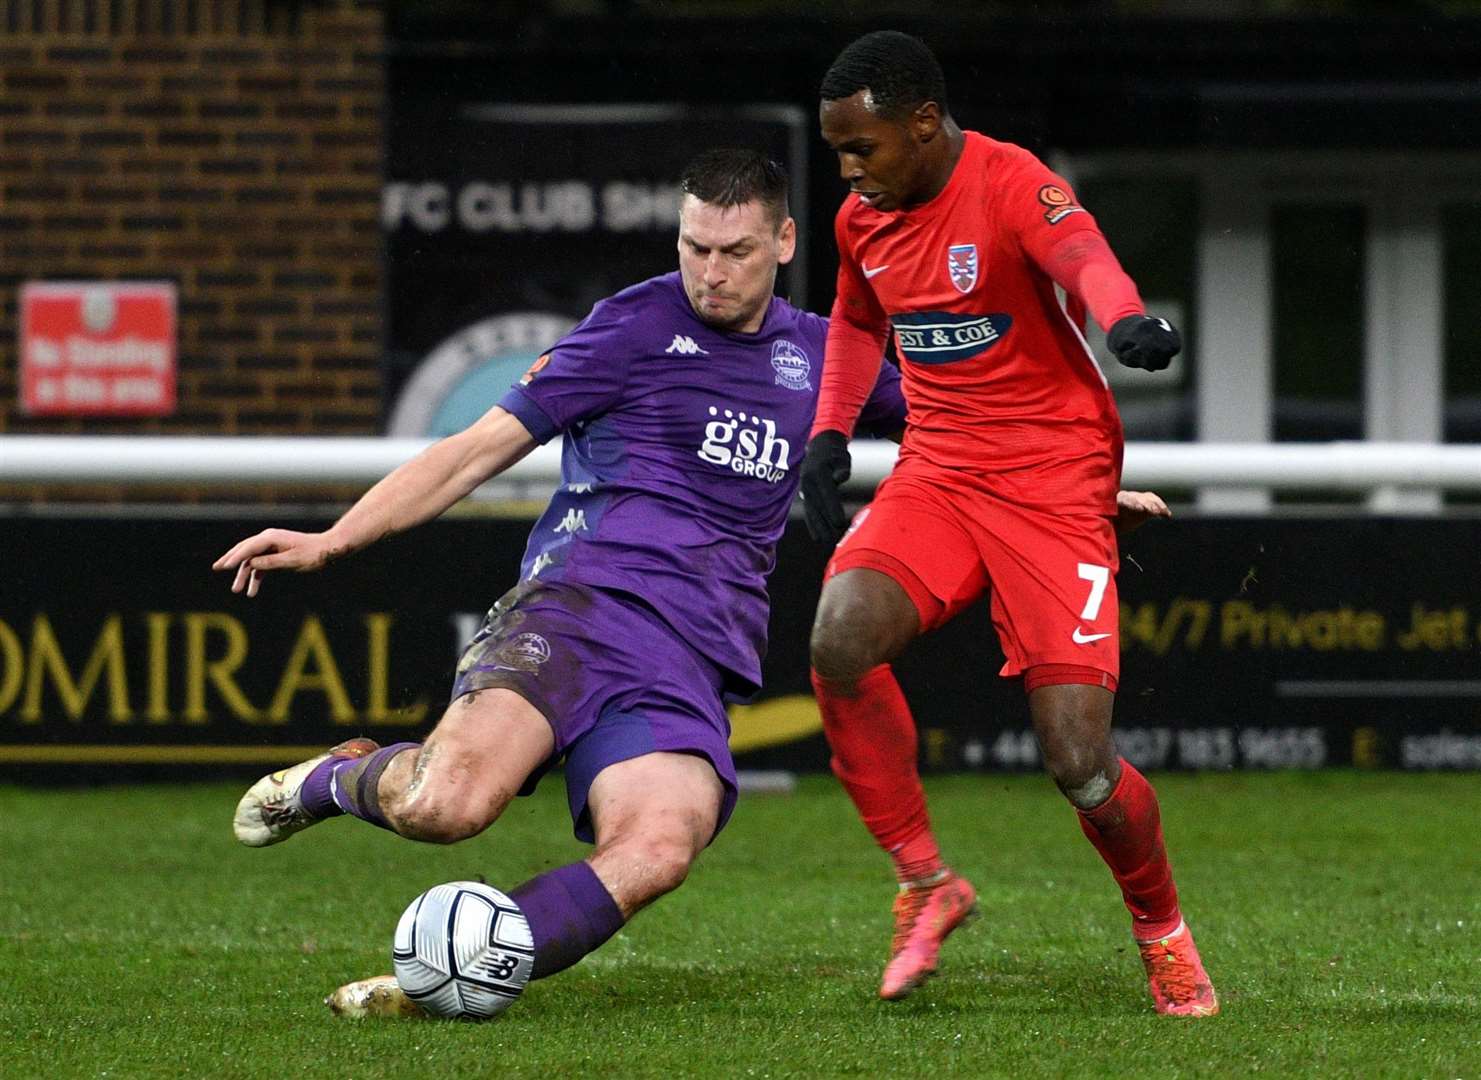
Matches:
[878,870,978,1000]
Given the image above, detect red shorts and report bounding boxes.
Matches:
[826,463,1120,689]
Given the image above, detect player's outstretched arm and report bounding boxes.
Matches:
[1114,489,1171,536]
[213,405,538,596]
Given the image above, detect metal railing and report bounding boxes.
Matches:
[1,436,1478,503]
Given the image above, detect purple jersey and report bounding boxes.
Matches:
[498,271,903,695]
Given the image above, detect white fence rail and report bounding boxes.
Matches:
[0,436,1479,495]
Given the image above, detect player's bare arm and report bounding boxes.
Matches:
[213,405,537,596]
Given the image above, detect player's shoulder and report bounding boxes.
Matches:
[967,130,1052,179]
[567,273,688,353]
[771,295,829,342]
[587,271,686,323]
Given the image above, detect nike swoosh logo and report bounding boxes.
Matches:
[1072,628,1111,644]
[862,264,890,279]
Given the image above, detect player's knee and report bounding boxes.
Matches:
[599,830,699,901]
[810,611,882,683]
[388,795,492,845]
[640,836,696,897]
[1045,746,1118,809]
[811,574,915,682]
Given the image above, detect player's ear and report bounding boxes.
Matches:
[913,100,943,142]
[776,216,797,265]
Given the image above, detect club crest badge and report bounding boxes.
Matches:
[492,632,551,673]
[947,243,978,294]
[770,339,812,391]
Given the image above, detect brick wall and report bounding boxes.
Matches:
[0,0,384,477]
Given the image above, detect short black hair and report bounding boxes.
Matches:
[820,30,948,120]
[679,148,789,229]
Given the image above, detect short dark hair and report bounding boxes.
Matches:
[820,30,948,119]
[679,148,789,229]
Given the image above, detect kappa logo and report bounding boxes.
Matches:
[665,334,709,356]
[552,508,588,535]
[770,339,812,391]
[697,405,790,483]
[947,243,978,293]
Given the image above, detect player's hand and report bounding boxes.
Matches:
[1108,314,1180,372]
[1114,489,1171,536]
[212,528,343,597]
[799,430,852,544]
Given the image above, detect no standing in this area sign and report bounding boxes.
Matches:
[20,281,177,417]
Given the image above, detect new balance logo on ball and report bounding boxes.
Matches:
[665,335,708,356]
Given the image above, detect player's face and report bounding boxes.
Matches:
[820,90,934,213]
[677,194,797,334]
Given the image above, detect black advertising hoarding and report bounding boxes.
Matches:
[2,515,1480,777]
[382,103,808,437]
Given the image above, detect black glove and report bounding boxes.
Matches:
[798,429,852,544]
[1108,314,1180,372]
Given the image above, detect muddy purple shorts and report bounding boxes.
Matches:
[450,579,738,843]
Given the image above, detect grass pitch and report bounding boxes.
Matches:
[2,772,1478,1078]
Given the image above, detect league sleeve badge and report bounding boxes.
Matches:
[1037,184,1086,226]
[519,353,552,386]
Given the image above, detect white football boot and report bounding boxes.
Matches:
[326,975,423,1019]
[232,738,380,847]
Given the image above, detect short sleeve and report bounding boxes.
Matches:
[497,298,635,444]
[997,152,1105,273]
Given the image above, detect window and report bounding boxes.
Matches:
[1271,204,1365,444]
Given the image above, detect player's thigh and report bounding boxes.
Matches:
[396,686,555,826]
[813,481,987,675]
[584,751,725,915]
[812,568,920,676]
[1028,682,1118,795]
[431,578,626,827]
[587,750,726,859]
[974,505,1121,679]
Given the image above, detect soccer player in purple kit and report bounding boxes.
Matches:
[213,149,906,1014]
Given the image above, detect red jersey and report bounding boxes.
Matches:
[816,131,1144,514]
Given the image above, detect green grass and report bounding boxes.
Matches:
[2,773,1479,1078]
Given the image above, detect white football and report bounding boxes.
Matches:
[392,880,535,1019]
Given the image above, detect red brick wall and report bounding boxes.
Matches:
[0,0,384,456]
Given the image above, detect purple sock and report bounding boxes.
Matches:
[300,742,419,830]
[509,861,625,980]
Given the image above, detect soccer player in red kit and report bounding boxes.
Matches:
[800,31,1217,1017]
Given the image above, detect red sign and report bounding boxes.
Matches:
[20,281,177,417]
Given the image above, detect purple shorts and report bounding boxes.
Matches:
[450,579,738,843]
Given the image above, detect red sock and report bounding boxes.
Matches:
[1077,758,1183,941]
[814,664,943,884]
